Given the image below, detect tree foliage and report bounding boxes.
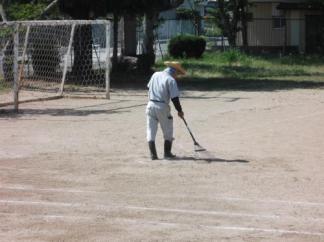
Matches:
[207,0,251,48]
[59,0,184,70]
[168,34,206,58]
[3,0,60,20]
[58,0,184,18]
[2,0,184,72]
[58,0,108,18]
[7,3,46,20]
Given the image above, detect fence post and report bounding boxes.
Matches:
[283,17,287,55]
[105,21,111,99]
[13,24,19,112]
[60,23,75,95]
[18,25,30,88]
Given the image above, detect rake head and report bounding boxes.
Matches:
[194,142,206,152]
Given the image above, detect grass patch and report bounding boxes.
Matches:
[155,50,324,90]
[0,80,10,93]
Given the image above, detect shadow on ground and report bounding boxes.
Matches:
[111,72,324,92]
[174,156,250,163]
[180,77,324,92]
[0,103,146,117]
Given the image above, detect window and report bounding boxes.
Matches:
[272,3,286,29]
[272,16,286,29]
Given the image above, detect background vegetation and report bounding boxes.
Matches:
[153,50,324,90]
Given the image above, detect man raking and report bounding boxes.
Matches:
[146,61,186,160]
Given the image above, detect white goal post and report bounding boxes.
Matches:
[0,20,112,112]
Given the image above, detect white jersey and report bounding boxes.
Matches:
[147,70,180,104]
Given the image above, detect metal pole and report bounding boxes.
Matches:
[18,25,30,87]
[60,23,75,95]
[13,24,19,112]
[155,29,164,60]
[283,23,287,55]
[94,44,101,69]
[105,22,111,99]
[283,14,287,55]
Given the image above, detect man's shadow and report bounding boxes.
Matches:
[174,156,250,163]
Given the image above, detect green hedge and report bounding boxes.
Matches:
[168,35,206,58]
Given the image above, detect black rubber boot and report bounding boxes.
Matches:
[164,140,176,159]
[148,141,158,160]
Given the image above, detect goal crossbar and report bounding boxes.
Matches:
[0,20,110,26]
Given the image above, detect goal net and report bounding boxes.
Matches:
[0,20,111,112]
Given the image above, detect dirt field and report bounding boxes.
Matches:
[1,87,324,241]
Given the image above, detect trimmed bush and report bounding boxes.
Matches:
[168,35,206,58]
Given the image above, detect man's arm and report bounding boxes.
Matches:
[169,78,184,118]
[171,97,184,118]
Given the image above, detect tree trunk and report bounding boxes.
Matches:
[31,26,61,78]
[72,24,93,82]
[227,32,237,47]
[0,4,8,21]
[3,39,13,83]
[241,19,248,52]
[218,0,239,48]
[1,3,12,83]
[239,0,249,52]
[192,15,201,36]
[142,11,157,70]
[123,14,137,56]
[39,0,58,18]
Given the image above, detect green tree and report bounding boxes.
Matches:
[176,0,205,36]
[1,0,60,20]
[207,0,251,50]
[105,0,185,70]
[0,0,61,83]
[58,0,108,80]
[59,0,184,72]
[138,0,184,69]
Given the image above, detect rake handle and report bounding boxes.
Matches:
[181,117,199,145]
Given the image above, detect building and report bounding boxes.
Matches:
[157,0,209,39]
[238,0,324,54]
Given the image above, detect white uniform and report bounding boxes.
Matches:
[146,69,180,142]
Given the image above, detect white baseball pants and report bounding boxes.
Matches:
[146,102,173,142]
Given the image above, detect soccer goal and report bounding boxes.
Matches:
[0,20,112,112]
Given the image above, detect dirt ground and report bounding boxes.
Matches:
[1,87,324,241]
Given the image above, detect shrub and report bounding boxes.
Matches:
[168,35,206,58]
[220,49,252,66]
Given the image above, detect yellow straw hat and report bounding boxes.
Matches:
[164,61,186,75]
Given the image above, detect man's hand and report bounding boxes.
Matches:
[178,111,184,119]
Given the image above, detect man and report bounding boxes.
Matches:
[146,61,186,160]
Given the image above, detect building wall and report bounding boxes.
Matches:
[236,2,299,52]
[298,9,322,53]
[238,1,322,53]
[251,2,273,18]
[237,3,286,48]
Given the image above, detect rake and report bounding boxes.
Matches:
[181,117,206,152]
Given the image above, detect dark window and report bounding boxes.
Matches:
[272,17,286,29]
